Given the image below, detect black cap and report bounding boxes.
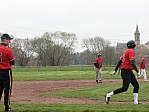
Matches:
[1,33,13,40]
[127,40,136,48]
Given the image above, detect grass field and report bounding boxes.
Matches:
[0,66,149,112]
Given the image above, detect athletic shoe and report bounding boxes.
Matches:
[105,95,110,104]
[136,75,140,79]
[99,80,102,83]
[144,79,148,82]
[96,80,98,84]
[5,108,11,112]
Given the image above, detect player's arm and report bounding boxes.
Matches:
[114,60,122,72]
[9,59,15,65]
[94,63,99,68]
[130,60,139,73]
[110,60,122,76]
[7,50,15,65]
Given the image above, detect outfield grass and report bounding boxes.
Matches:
[0,103,149,112]
[0,66,148,112]
[13,71,117,81]
[12,66,120,81]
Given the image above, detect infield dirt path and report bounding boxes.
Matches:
[6,79,149,104]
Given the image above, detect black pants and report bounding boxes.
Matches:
[0,69,12,111]
[114,69,139,94]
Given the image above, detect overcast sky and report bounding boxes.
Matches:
[0,0,149,52]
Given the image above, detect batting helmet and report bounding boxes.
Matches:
[127,40,136,48]
[1,33,13,40]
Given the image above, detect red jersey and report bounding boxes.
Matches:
[120,49,135,70]
[140,58,146,69]
[0,44,15,69]
[94,57,102,68]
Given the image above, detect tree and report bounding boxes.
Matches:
[31,31,77,66]
[10,38,34,66]
[82,36,112,65]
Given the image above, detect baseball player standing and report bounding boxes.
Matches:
[138,56,148,82]
[106,40,140,104]
[0,33,15,112]
[94,53,102,84]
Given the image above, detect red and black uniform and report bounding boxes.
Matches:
[94,57,102,68]
[0,43,15,111]
[140,57,146,69]
[94,55,103,83]
[113,49,139,94]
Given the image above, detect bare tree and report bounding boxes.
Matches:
[83,36,110,51]
[31,36,52,66]
[10,38,34,66]
[82,36,112,65]
[31,31,77,66]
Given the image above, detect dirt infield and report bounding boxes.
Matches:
[7,79,149,104]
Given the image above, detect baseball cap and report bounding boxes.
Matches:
[98,53,102,56]
[1,33,13,40]
[142,56,146,59]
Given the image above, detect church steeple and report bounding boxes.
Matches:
[134,24,140,46]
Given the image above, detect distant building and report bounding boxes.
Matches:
[116,42,127,51]
[145,41,149,50]
[116,24,141,50]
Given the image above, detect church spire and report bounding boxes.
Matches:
[134,24,140,46]
[136,24,138,31]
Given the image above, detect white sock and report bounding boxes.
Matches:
[107,91,114,97]
[133,93,138,104]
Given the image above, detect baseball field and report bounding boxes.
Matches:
[0,66,149,112]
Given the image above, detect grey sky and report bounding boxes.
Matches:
[0,0,149,52]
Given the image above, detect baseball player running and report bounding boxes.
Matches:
[137,56,148,82]
[106,40,140,104]
[0,33,15,112]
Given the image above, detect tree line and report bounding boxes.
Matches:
[9,31,149,66]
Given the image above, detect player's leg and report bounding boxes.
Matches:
[143,69,148,82]
[95,67,99,84]
[4,70,12,111]
[99,68,102,83]
[113,70,130,94]
[106,69,131,104]
[139,69,143,78]
[130,73,139,104]
[0,80,4,101]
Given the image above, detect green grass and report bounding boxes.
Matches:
[0,66,149,112]
[13,71,121,81]
[44,82,149,102]
[0,104,149,112]
[13,70,121,81]
[12,65,97,72]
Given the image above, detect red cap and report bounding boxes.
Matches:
[142,56,146,59]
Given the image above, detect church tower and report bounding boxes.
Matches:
[134,24,140,46]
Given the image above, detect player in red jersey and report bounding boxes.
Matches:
[94,53,102,83]
[106,40,140,104]
[0,33,15,112]
[138,56,148,82]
